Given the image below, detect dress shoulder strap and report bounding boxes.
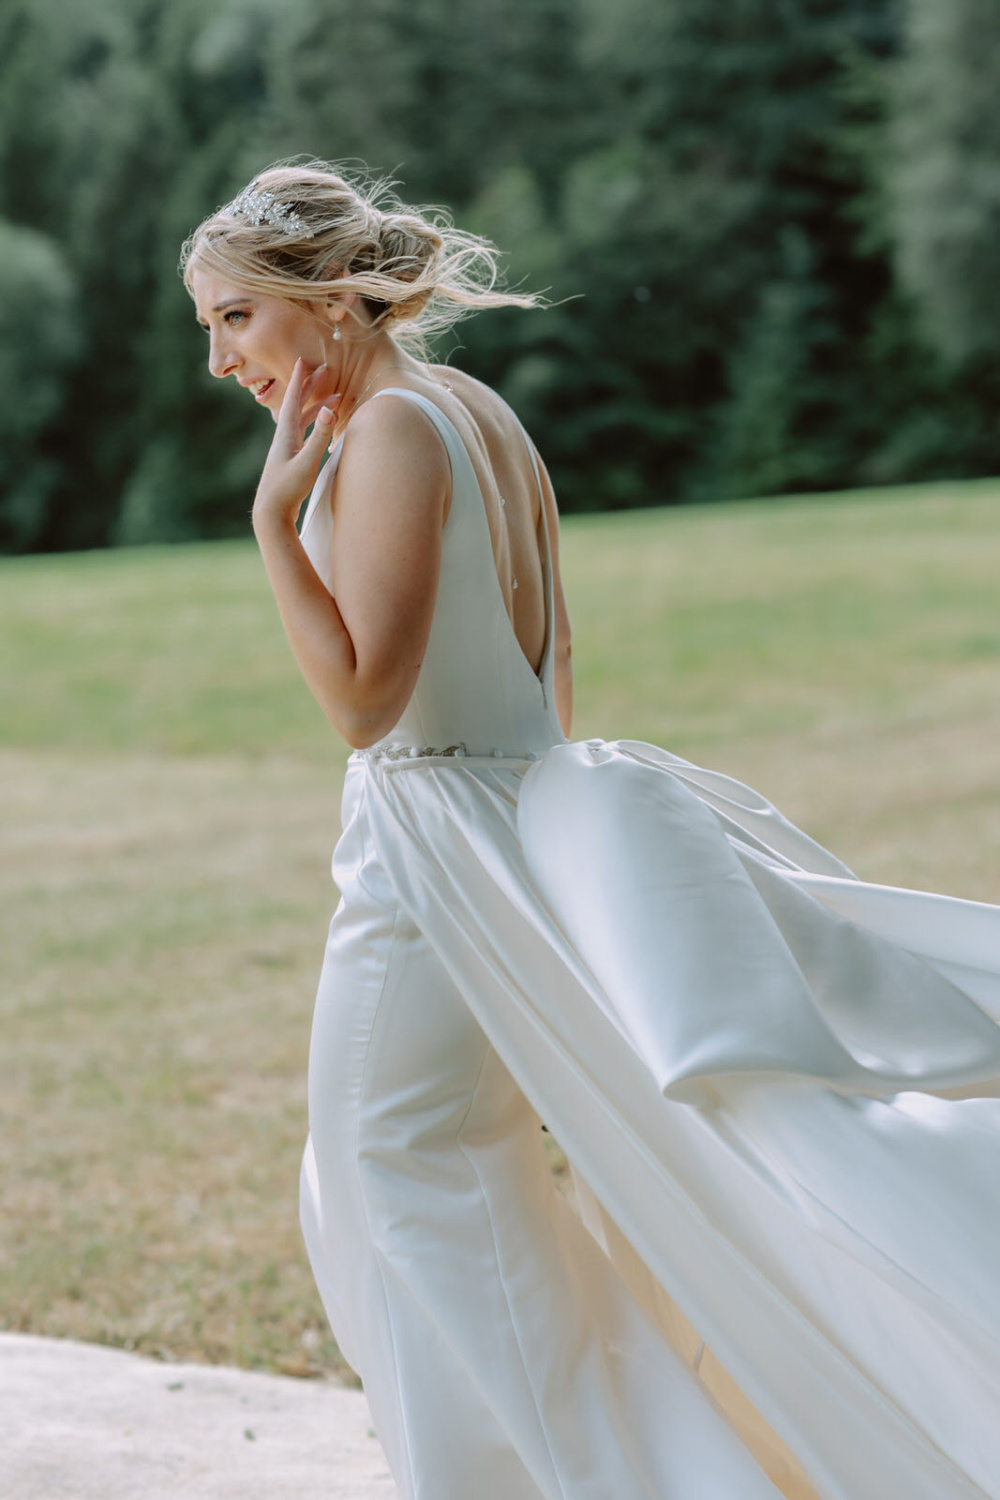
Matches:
[371,387,465,469]
[372,387,556,695]
[373,388,551,554]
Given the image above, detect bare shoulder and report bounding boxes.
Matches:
[338,387,450,485]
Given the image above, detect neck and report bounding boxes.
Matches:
[327,333,413,441]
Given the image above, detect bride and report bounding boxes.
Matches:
[182,159,1000,1500]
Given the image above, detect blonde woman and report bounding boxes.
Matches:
[182,160,1000,1500]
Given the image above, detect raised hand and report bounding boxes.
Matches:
[252,358,341,526]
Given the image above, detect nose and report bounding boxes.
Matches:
[208,334,240,380]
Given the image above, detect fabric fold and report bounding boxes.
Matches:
[350,738,1000,1500]
[518,739,1000,1104]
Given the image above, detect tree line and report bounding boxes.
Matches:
[2,0,999,553]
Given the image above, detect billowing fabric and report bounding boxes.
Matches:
[297,388,1000,1500]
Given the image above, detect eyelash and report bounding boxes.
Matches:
[200,309,249,333]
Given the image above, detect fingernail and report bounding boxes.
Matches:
[318,406,335,423]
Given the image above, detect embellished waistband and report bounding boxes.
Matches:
[350,740,544,771]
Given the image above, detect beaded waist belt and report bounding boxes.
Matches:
[351,741,544,771]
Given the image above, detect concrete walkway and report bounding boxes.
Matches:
[0,1333,399,1499]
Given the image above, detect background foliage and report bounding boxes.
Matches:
[2,0,1000,552]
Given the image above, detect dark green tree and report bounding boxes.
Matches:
[889,0,1000,366]
[4,0,1000,552]
[0,218,81,549]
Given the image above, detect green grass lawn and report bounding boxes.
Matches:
[4,475,1000,1378]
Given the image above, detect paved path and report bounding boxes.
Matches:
[0,1333,399,1499]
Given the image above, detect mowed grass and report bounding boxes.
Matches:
[4,475,1000,1379]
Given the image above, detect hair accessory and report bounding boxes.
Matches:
[226,187,314,239]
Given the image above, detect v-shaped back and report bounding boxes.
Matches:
[298,385,566,758]
[375,389,553,689]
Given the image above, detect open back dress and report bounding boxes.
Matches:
[295,386,1000,1500]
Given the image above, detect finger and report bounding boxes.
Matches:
[258,397,336,500]
[283,405,339,492]
[274,359,309,451]
[291,359,330,424]
[275,358,303,420]
[287,399,338,463]
[273,360,332,459]
[311,405,338,447]
[300,375,330,417]
[284,356,307,397]
[302,387,341,422]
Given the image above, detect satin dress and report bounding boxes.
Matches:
[296,387,1000,1500]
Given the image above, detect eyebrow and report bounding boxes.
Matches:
[196,297,252,326]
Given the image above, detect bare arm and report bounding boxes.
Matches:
[252,507,363,742]
[251,367,449,748]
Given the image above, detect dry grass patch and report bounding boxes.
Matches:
[1,749,351,1378]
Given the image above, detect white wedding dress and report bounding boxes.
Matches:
[296,388,1000,1500]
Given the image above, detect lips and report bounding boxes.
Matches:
[252,379,276,402]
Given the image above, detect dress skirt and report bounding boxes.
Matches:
[300,755,790,1499]
[300,740,1000,1500]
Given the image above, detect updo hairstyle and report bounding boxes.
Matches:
[180,158,542,353]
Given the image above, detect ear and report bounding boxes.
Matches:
[320,282,359,330]
[328,288,359,311]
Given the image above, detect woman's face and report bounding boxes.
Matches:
[191,265,334,421]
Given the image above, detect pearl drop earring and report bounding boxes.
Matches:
[333,322,342,341]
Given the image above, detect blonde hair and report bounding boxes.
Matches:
[179,157,544,354]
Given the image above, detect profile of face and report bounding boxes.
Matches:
[191,266,340,422]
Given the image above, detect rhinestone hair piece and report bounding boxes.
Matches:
[226,186,314,239]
